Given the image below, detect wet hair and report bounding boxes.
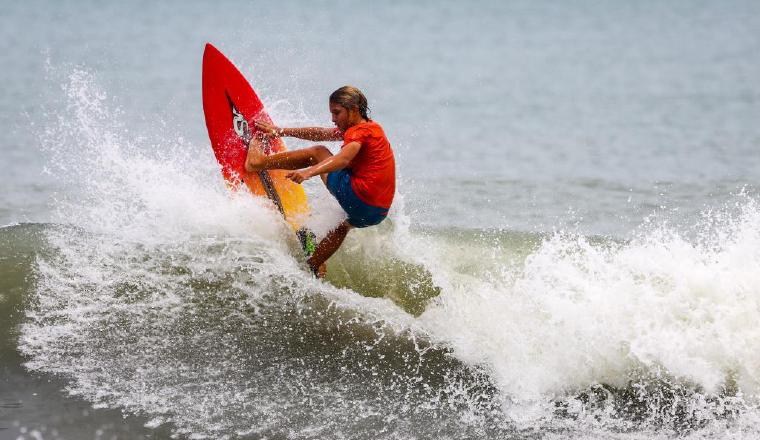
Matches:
[329,86,370,120]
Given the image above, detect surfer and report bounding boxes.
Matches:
[245,86,395,278]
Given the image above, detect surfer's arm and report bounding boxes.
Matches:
[255,121,342,142]
[286,142,361,183]
[282,127,343,142]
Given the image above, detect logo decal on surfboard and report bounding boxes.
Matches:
[226,92,252,144]
[223,92,285,214]
[232,105,251,141]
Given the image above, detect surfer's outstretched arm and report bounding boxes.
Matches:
[255,121,342,142]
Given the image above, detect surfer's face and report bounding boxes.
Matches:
[330,102,350,131]
[330,102,362,132]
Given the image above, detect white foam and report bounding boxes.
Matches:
[22,66,437,438]
[417,197,760,425]
[21,66,760,439]
[39,68,293,247]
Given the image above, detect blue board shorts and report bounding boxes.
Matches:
[326,169,388,228]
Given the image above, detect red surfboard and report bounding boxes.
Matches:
[202,43,314,253]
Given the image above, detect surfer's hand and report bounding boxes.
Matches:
[254,120,282,138]
[286,170,310,184]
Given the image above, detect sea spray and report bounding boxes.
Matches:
[418,196,760,432]
[16,66,760,439]
[20,65,491,439]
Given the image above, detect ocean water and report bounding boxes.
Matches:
[2,0,760,439]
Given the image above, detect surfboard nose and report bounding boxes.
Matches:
[203,43,224,65]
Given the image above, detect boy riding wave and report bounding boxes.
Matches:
[245,86,395,278]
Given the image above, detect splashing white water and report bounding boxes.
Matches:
[19,66,760,439]
[417,198,760,432]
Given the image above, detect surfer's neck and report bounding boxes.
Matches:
[347,117,368,128]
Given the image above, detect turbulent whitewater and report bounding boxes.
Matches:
[0,69,758,439]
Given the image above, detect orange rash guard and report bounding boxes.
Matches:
[341,121,396,209]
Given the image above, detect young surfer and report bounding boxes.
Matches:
[245,86,395,278]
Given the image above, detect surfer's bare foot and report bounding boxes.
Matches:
[308,261,327,278]
[245,136,267,172]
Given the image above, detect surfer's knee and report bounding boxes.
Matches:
[244,138,267,172]
[308,145,332,164]
[244,154,264,172]
[339,219,353,231]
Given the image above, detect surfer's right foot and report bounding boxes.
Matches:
[308,262,327,279]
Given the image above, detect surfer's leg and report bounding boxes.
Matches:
[245,138,332,172]
[307,220,352,278]
[263,145,332,169]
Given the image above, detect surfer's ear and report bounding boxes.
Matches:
[346,105,361,118]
